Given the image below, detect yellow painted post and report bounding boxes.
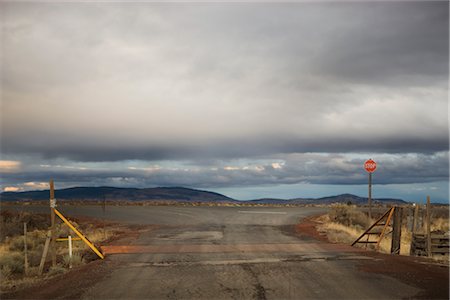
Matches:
[53,208,104,259]
[56,237,82,241]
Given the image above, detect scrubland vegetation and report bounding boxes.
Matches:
[0,210,116,292]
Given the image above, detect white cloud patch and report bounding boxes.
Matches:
[23,182,49,190]
[3,186,21,192]
[0,160,21,172]
[128,165,161,172]
[40,164,88,170]
[271,162,284,169]
[224,166,240,171]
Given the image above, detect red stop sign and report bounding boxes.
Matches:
[364,159,377,173]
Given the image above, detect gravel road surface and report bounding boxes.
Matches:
[3,205,448,299]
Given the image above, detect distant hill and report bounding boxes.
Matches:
[253,193,405,205]
[0,186,235,203]
[0,186,407,205]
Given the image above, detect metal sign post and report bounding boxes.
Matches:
[364,159,377,220]
[368,172,372,219]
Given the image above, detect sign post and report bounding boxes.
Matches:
[364,159,377,219]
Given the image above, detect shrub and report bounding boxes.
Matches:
[62,253,83,267]
[0,211,49,242]
[0,252,24,275]
[1,265,13,280]
[329,205,370,230]
[48,265,66,276]
[8,236,34,252]
[27,266,40,277]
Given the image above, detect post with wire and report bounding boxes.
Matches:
[49,179,57,267]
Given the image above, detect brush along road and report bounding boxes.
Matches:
[4,206,448,299]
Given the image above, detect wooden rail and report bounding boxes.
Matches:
[410,233,449,257]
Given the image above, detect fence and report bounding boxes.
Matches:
[410,232,449,257]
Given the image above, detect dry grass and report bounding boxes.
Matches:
[328,205,371,230]
[431,217,449,232]
[62,253,84,267]
[0,275,41,292]
[319,221,362,244]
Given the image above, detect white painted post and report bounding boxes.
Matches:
[68,235,73,269]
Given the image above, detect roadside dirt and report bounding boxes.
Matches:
[2,260,119,300]
[293,214,329,242]
[294,214,449,300]
[360,252,449,299]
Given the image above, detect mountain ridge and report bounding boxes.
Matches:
[0,186,234,202]
[0,186,407,205]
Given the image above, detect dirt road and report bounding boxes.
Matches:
[5,206,449,299]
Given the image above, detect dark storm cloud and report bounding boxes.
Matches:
[313,2,448,86]
[1,2,449,162]
[2,132,447,162]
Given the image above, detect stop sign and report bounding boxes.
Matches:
[364,159,377,173]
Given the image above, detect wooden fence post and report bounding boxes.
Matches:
[50,179,57,267]
[412,203,419,234]
[426,196,432,257]
[38,231,51,275]
[391,207,402,255]
[24,222,29,276]
[102,196,106,240]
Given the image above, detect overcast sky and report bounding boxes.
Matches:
[1,1,448,203]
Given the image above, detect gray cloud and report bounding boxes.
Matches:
[312,2,448,86]
[1,152,447,192]
[1,2,448,162]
